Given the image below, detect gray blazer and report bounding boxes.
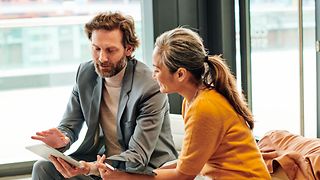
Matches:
[57,59,178,172]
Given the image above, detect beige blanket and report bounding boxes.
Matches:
[258,130,320,180]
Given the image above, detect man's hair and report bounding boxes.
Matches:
[84,11,139,52]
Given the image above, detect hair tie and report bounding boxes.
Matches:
[204,55,209,63]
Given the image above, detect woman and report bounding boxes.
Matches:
[96,27,271,180]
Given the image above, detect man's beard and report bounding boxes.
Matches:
[94,56,127,78]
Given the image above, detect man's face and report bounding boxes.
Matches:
[91,29,132,78]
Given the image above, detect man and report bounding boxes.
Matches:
[31,11,178,180]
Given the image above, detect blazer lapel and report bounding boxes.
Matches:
[117,60,135,144]
[88,77,103,129]
[77,76,103,154]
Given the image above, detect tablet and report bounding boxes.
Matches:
[25,143,83,168]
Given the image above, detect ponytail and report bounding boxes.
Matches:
[204,55,254,129]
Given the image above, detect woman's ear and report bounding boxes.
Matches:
[125,45,133,56]
[176,68,187,82]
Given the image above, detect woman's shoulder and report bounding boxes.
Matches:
[193,89,227,109]
[190,89,238,119]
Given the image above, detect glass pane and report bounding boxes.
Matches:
[302,0,316,137]
[250,0,300,138]
[0,0,143,164]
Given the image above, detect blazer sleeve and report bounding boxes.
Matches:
[57,64,85,150]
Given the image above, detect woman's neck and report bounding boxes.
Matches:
[179,83,203,103]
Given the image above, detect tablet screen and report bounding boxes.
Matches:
[26,143,82,168]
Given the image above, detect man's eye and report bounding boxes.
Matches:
[92,47,100,51]
[107,49,115,53]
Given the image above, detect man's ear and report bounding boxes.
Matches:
[125,45,133,56]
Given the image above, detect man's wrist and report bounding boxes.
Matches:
[63,136,70,146]
[84,163,100,176]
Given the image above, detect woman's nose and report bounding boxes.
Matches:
[152,72,157,80]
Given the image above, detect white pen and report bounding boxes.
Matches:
[105,163,115,170]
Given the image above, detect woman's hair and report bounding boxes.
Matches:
[155,27,254,129]
[84,11,139,55]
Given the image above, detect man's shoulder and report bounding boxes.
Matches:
[75,61,97,82]
[129,59,159,91]
[77,61,96,75]
[79,61,94,70]
[132,59,153,77]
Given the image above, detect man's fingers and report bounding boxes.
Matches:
[57,157,73,173]
[97,154,106,163]
[57,157,87,177]
[97,164,107,178]
[36,128,60,136]
[96,154,111,178]
[96,155,102,162]
[36,130,54,136]
[35,132,46,136]
[49,156,69,178]
[30,136,44,141]
[57,157,78,178]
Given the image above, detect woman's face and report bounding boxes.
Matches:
[152,48,178,94]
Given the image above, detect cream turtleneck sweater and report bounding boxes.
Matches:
[99,64,127,157]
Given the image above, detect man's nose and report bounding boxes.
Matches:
[99,51,109,62]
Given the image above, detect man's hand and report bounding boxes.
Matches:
[96,155,120,180]
[48,155,91,178]
[31,128,69,149]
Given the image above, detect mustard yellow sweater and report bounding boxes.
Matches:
[177,89,270,179]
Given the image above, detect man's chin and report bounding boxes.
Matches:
[100,73,113,78]
[95,70,112,78]
[94,67,112,77]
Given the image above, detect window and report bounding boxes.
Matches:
[248,0,316,138]
[0,0,148,164]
